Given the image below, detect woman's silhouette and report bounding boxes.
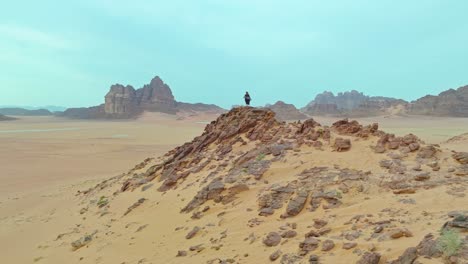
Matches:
[244,92,251,106]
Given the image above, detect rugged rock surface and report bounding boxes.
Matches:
[0,107,52,116]
[61,76,224,119]
[302,90,407,117]
[408,85,468,117]
[264,101,308,121]
[72,106,467,264]
[104,84,139,115]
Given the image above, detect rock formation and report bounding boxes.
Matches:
[50,107,467,263]
[0,108,52,116]
[408,85,468,117]
[104,85,138,115]
[61,76,224,119]
[302,90,407,117]
[264,101,308,121]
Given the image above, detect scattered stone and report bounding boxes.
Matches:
[393,189,416,195]
[284,190,308,217]
[313,219,328,229]
[452,152,468,164]
[280,253,302,264]
[418,145,437,159]
[334,137,351,152]
[185,226,200,239]
[263,232,281,247]
[390,247,417,264]
[343,242,358,250]
[189,244,205,252]
[309,254,319,264]
[356,252,381,264]
[417,234,442,258]
[321,240,335,251]
[124,198,146,216]
[374,225,384,233]
[299,237,319,254]
[71,232,96,251]
[269,250,282,261]
[176,250,187,257]
[414,172,430,181]
[389,228,413,239]
[281,230,297,238]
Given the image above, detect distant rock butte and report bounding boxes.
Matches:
[62,76,224,119]
[408,85,468,117]
[302,90,407,117]
[264,101,308,121]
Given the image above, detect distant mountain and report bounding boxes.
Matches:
[0,105,67,112]
[61,76,225,119]
[0,114,16,121]
[302,90,407,117]
[264,101,308,121]
[408,85,468,117]
[0,108,52,116]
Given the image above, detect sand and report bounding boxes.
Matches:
[0,113,467,264]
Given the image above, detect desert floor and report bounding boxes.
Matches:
[0,113,466,263]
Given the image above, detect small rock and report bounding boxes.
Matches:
[269,250,282,261]
[414,172,430,181]
[313,219,328,229]
[189,244,205,252]
[390,247,417,264]
[321,240,335,251]
[263,232,281,247]
[176,250,187,257]
[281,230,297,238]
[186,226,200,239]
[356,252,381,264]
[343,242,357,250]
[389,228,413,239]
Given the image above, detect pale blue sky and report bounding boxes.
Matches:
[1,0,467,108]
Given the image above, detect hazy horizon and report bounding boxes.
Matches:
[1,0,467,109]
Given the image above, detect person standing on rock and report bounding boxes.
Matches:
[244,92,251,106]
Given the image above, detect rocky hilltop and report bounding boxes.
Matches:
[0,108,52,116]
[61,76,224,119]
[408,85,468,117]
[302,91,407,117]
[265,101,308,121]
[44,107,468,263]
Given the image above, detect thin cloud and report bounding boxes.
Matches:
[0,24,75,50]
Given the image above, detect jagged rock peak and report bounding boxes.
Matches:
[265,101,308,121]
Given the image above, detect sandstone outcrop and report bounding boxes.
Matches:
[61,76,224,119]
[408,85,468,117]
[73,106,467,264]
[264,101,308,121]
[302,90,407,117]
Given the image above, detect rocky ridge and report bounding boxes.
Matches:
[408,85,468,117]
[265,101,308,121]
[61,76,225,119]
[0,108,52,116]
[302,90,407,117]
[52,107,467,263]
